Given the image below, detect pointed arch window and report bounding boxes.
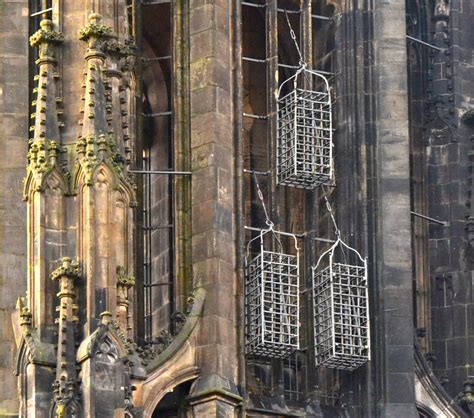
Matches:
[140,1,174,342]
[136,0,191,345]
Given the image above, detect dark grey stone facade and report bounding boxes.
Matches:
[0,0,473,417]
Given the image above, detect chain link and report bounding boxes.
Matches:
[323,191,340,238]
[253,173,274,228]
[284,10,305,67]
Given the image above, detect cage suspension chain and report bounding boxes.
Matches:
[253,172,274,228]
[284,10,305,67]
[323,188,340,238]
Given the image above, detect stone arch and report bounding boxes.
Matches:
[416,403,437,417]
[150,379,195,418]
[24,165,68,200]
[143,367,199,418]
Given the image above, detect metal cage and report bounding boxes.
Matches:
[277,66,333,189]
[312,238,370,370]
[245,228,300,359]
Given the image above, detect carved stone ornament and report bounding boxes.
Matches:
[30,19,63,60]
[79,13,113,51]
[51,257,81,281]
[117,265,136,287]
[74,134,133,187]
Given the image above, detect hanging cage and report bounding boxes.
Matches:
[312,238,370,370]
[245,227,300,359]
[277,66,333,189]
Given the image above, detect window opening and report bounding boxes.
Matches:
[281,351,305,402]
[140,1,176,343]
[246,357,273,397]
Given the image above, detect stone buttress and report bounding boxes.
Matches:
[13,10,145,418]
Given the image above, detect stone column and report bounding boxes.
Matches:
[25,18,67,339]
[75,13,136,335]
[372,1,418,416]
[116,266,135,334]
[51,257,81,417]
[187,0,242,414]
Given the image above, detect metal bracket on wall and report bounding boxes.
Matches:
[129,170,192,175]
[244,226,335,243]
[277,62,335,76]
[311,14,332,21]
[243,112,269,120]
[243,169,269,176]
[143,282,173,287]
[141,0,171,5]
[406,35,446,52]
[30,7,53,17]
[243,56,267,63]
[410,210,448,226]
[142,111,172,117]
[242,2,266,9]
[142,56,171,62]
[142,224,173,230]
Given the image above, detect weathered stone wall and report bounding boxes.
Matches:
[328,1,418,415]
[0,1,29,415]
[186,0,242,413]
[371,1,418,415]
[1,0,472,416]
[427,0,474,400]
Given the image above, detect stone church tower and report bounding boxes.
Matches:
[0,0,473,417]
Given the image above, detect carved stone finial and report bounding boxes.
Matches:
[19,306,32,328]
[102,37,137,72]
[30,19,64,47]
[52,255,80,416]
[116,266,135,333]
[25,16,66,199]
[116,266,135,287]
[79,13,113,50]
[89,12,102,25]
[29,19,63,60]
[51,257,81,281]
[100,311,113,325]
